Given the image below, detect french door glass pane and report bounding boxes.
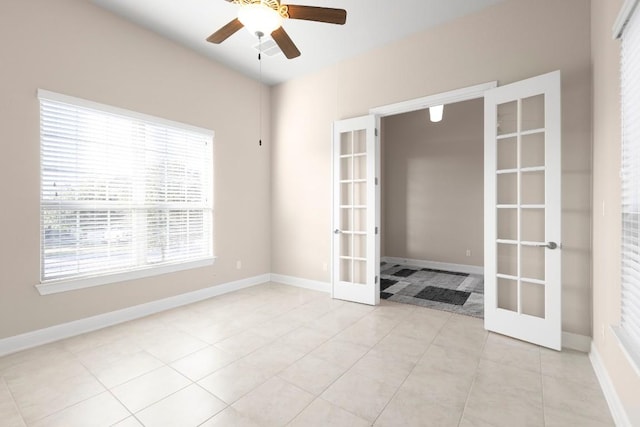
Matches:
[338,128,368,287]
[521,245,545,281]
[498,278,518,312]
[497,173,517,204]
[521,94,545,131]
[521,209,545,242]
[498,137,517,170]
[521,133,545,168]
[497,101,517,135]
[522,281,545,318]
[521,171,545,205]
[497,243,517,276]
[497,208,517,240]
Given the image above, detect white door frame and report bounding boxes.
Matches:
[369,81,498,118]
[366,81,497,297]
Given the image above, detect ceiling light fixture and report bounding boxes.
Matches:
[238,1,285,37]
[429,105,444,122]
[207,0,346,60]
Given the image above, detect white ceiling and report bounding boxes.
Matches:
[90,0,505,86]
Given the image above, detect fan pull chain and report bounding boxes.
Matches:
[258,34,263,147]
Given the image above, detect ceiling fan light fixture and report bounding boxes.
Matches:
[238,3,283,37]
[207,1,346,59]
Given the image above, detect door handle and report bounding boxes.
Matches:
[536,242,558,250]
[334,229,341,234]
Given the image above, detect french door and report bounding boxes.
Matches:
[331,115,379,305]
[484,71,562,350]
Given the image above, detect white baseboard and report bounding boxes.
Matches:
[590,342,633,427]
[0,274,270,357]
[382,256,484,275]
[270,274,331,293]
[0,269,595,363]
[562,332,592,352]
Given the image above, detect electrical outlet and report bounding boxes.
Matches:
[466,249,471,257]
[236,260,242,270]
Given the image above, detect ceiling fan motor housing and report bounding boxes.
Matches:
[234,0,289,18]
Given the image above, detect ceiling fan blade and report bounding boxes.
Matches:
[206,18,243,44]
[286,5,347,25]
[271,27,301,59]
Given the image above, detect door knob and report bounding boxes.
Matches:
[536,242,558,250]
[334,229,341,234]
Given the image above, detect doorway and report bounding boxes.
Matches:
[379,98,485,318]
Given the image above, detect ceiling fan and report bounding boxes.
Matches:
[206,0,347,59]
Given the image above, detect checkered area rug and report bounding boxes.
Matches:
[380,263,484,318]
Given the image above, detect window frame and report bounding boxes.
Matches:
[614,0,640,375]
[36,89,215,295]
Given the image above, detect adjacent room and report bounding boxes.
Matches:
[0,0,638,425]
[380,99,485,317]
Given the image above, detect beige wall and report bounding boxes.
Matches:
[591,0,640,423]
[0,0,271,339]
[382,99,484,266]
[3,4,638,420]
[272,0,592,336]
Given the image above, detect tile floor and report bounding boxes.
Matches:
[0,283,614,426]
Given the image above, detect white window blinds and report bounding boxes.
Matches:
[621,3,640,355]
[39,90,213,286]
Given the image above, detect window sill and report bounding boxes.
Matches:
[36,257,216,296]
[611,326,640,377]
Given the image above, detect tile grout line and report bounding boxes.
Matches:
[155,283,326,343]
[281,303,416,425]
[65,310,235,425]
[76,344,161,425]
[179,291,350,424]
[455,327,489,426]
[277,306,383,424]
[191,292,359,425]
[186,289,339,352]
[124,365,203,414]
[370,310,453,425]
[151,289,331,388]
[1,375,28,427]
[61,309,216,422]
[12,348,119,426]
[539,347,547,426]
[108,301,310,426]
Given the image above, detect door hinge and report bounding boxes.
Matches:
[375,177,379,185]
[375,128,379,137]
[375,227,379,234]
[375,276,379,283]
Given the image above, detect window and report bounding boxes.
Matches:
[38,90,214,294]
[618,0,640,368]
